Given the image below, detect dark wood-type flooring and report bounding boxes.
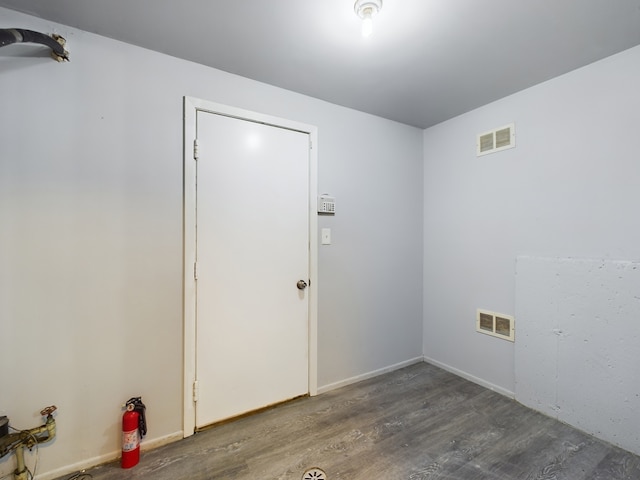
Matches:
[59,362,640,479]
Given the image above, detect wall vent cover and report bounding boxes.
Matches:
[476,123,515,156]
[476,309,515,341]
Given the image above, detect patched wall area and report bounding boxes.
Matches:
[515,256,640,455]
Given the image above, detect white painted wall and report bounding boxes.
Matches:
[0,8,423,478]
[423,45,640,394]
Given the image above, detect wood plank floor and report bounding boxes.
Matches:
[62,362,640,480]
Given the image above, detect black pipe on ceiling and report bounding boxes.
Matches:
[0,28,69,61]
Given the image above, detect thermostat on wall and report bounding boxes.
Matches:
[318,195,335,214]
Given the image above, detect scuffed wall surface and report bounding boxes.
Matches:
[515,256,640,455]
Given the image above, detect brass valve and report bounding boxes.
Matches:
[40,406,57,417]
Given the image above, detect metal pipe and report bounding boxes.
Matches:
[0,28,69,61]
[0,408,57,480]
[14,445,28,480]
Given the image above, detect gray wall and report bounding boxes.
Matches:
[423,45,640,394]
[0,8,424,478]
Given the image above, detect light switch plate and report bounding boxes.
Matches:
[321,228,331,245]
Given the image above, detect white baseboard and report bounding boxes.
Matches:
[423,356,515,399]
[37,431,183,480]
[317,356,424,395]
[36,359,512,479]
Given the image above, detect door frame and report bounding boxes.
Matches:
[182,96,318,437]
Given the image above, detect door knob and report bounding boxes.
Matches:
[297,280,308,290]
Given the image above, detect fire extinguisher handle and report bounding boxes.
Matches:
[124,397,147,438]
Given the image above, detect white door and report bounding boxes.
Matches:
[194,110,310,428]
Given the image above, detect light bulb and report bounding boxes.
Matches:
[361,7,373,37]
[355,0,382,38]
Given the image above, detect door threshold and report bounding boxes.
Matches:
[195,393,310,433]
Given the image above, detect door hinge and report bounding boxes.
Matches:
[193,380,199,403]
[194,261,198,280]
[193,139,200,160]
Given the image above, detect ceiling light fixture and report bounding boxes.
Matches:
[354,0,382,38]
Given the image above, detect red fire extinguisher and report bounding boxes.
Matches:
[121,397,147,469]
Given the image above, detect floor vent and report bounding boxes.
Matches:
[476,123,515,156]
[302,467,327,479]
[476,309,515,341]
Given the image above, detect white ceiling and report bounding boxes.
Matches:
[2,0,640,128]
